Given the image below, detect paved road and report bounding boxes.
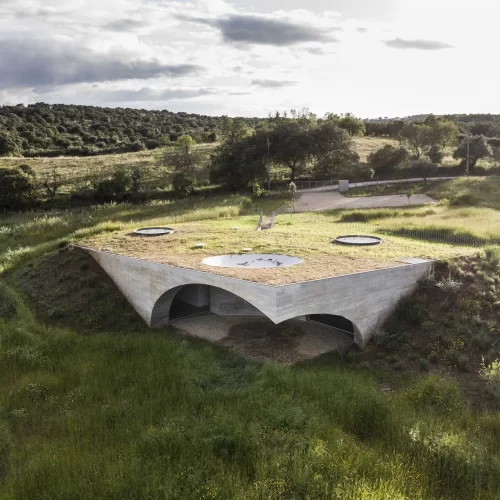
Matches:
[288,191,439,213]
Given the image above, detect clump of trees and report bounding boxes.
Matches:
[209,114,359,189]
[0,103,260,157]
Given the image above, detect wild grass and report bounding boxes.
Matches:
[0,195,285,273]
[0,182,499,497]
[0,144,217,192]
[1,287,500,499]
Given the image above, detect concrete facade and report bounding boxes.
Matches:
[82,247,433,349]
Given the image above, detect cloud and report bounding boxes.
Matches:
[0,38,203,89]
[305,47,329,55]
[384,38,454,50]
[98,87,217,101]
[228,91,252,95]
[104,19,149,32]
[251,79,298,88]
[179,14,338,46]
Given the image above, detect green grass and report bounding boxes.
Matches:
[1,187,500,498]
[1,282,500,499]
[0,194,285,273]
[345,182,437,198]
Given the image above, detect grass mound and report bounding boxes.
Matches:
[10,248,148,333]
[360,248,500,408]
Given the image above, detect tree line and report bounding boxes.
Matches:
[0,103,263,158]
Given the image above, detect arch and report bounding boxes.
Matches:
[308,314,355,337]
[150,284,270,327]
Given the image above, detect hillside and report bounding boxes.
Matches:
[0,103,263,157]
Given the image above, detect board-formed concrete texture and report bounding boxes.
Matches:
[81,247,433,349]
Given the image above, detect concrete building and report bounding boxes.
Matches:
[81,247,433,349]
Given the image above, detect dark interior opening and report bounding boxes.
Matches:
[308,314,355,337]
[169,297,210,320]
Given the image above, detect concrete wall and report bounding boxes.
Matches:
[176,284,210,307]
[210,287,264,316]
[82,247,432,349]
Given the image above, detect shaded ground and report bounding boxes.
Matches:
[171,315,354,363]
[288,190,439,213]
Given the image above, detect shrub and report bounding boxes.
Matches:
[0,412,12,479]
[368,144,409,177]
[479,358,500,398]
[0,281,17,320]
[0,167,37,209]
[172,172,196,198]
[407,376,463,414]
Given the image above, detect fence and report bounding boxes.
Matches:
[295,180,338,191]
[331,223,499,248]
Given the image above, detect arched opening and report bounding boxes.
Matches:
[151,284,267,327]
[307,314,355,339]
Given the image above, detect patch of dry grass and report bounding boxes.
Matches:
[353,137,398,163]
[81,212,474,285]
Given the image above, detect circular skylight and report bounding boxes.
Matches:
[133,227,174,237]
[202,254,303,269]
[335,235,382,246]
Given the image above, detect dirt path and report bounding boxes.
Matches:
[285,191,438,213]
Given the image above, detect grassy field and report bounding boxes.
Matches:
[1,178,500,498]
[0,144,217,194]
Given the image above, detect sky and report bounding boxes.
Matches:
[0,0,498,118]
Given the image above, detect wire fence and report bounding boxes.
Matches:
[328,222,499,248]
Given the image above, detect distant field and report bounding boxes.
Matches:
[0,144,217,193]
[0,137,399,183]
[352,136,397,163]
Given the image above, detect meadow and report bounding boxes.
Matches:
[1,177,500,498]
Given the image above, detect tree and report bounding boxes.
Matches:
[427,145,444,165]
[424,116,459,152]
[310,123,359,178]
[172,172,196,198]
[165,135,202,178]
[398,123,431,157]
[209,134,268,189]
[368,145,409,176]
[0,130,22,156]
[338,113,366,137]
[219,117,252,145]
[272,123,314,180]
[453,135,492,172]
[39,166,64,201]
[287,181,297,213]
[409,157,437,184]
[0,167,37,208]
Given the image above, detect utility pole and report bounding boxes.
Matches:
[466,132,470,176]
[266,135,271,190]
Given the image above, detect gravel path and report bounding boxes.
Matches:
[286,191,438,213]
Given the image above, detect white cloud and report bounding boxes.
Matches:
[0,0,499,117]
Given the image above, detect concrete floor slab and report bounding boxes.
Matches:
[170,314,354,363]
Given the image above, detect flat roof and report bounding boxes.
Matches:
[80,215,473,285]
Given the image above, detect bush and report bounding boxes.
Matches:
[407,376,463,414]
[479,358,500,398]
[172,172,196,198]
[0,281,17,320]
[93,169,132,202]
[368,144,409,176]
[0,167,37,209]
